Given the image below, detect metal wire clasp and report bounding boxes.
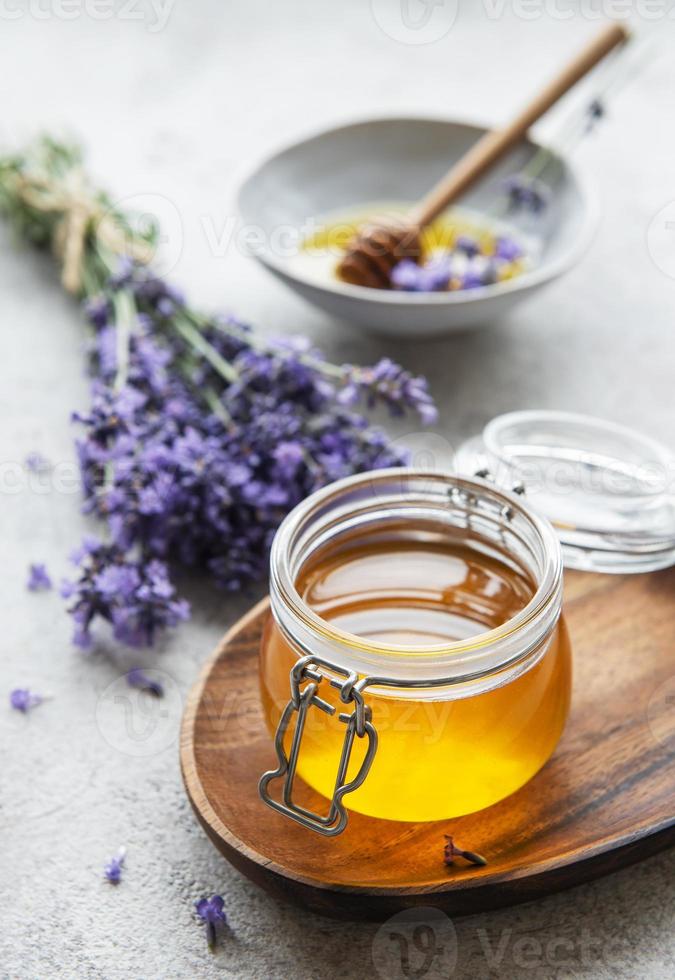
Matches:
[472,468,526,521]
[258,654,378,836]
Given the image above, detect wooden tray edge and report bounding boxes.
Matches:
[179,598,675,920]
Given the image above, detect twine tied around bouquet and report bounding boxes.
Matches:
[13,167,154,294]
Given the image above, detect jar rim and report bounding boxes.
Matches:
[269,468,563,685]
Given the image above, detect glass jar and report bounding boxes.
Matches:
[258,469,571,835]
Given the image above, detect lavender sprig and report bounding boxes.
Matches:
[0,137,437,650]
[496,34,647,217]
[194,895,227,948]
[104,846,126,884]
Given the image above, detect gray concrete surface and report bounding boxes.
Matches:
[1,3,674,978]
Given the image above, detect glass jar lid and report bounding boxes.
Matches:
[453,410,675,574]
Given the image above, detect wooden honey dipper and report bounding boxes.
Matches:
[338,22,630,289]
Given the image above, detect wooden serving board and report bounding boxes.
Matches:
[180,569,675,920]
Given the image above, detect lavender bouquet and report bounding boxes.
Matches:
[0,137,436,650]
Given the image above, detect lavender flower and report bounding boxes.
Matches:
[194,895,227,948]
[339,357,437,423]
[391,258,425,291]
[585,97,605,133]
[460,270,486,290]
[104,846,126,884]
[25,451,51,473]
[494,235,523,262]
[502,175,550,214]
[391,256,451,293]
[84,295,109,329]
[127,667,163,697]
[454,235,480,258]
[391,243,524,296]
[62,543,189,649]
[10,688,43,713]
[0,137,439,650]
[422,254,453,291]
[27,563,52,591]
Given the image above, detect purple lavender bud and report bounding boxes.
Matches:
[156,297,174,318]
[336,382,360,407]
[391,258,426,291]
[27,563,52,591]
[273,441,305,477]
[165,283,186,307]
[194,895,227,947]
[96,326,118,377]
[104,847,126,884]
[461,270,486,290]
[107,256,135,289]
[454,235,480,258]
[10,688,43,713]
[126,668,163,697]
[494,236,523,262]
[420,254,452,291]
[84,294,109,329]
[25,451,51,473]
[586,97,605,133]
[502,174,550,214]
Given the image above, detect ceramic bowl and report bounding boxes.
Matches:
[237,117,598,338]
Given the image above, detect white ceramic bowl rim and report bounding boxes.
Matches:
[237,113,600,307]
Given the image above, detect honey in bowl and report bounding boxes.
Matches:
[260,526,571,823]
[289,203,536,294]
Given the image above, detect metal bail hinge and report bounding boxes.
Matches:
[258,655,378,836]
[471,468,526,522]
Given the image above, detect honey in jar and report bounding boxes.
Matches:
[259,470,571,829]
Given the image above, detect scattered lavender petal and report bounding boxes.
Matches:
[10,688,43,713]
[454,235,480,258]
[421,253,452,291]
[391,258,426,291]
[104,846,126,884]
[194,895,227,948]
[127,668,163,697]
[25,451,51,473]
[502,174,550,214]
[494,236,523,262]
[27,563,52,591]
[585,97,605,133]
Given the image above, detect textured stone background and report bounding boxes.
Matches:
[1,2,674,978]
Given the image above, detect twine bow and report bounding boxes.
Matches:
[12,166,154,294]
